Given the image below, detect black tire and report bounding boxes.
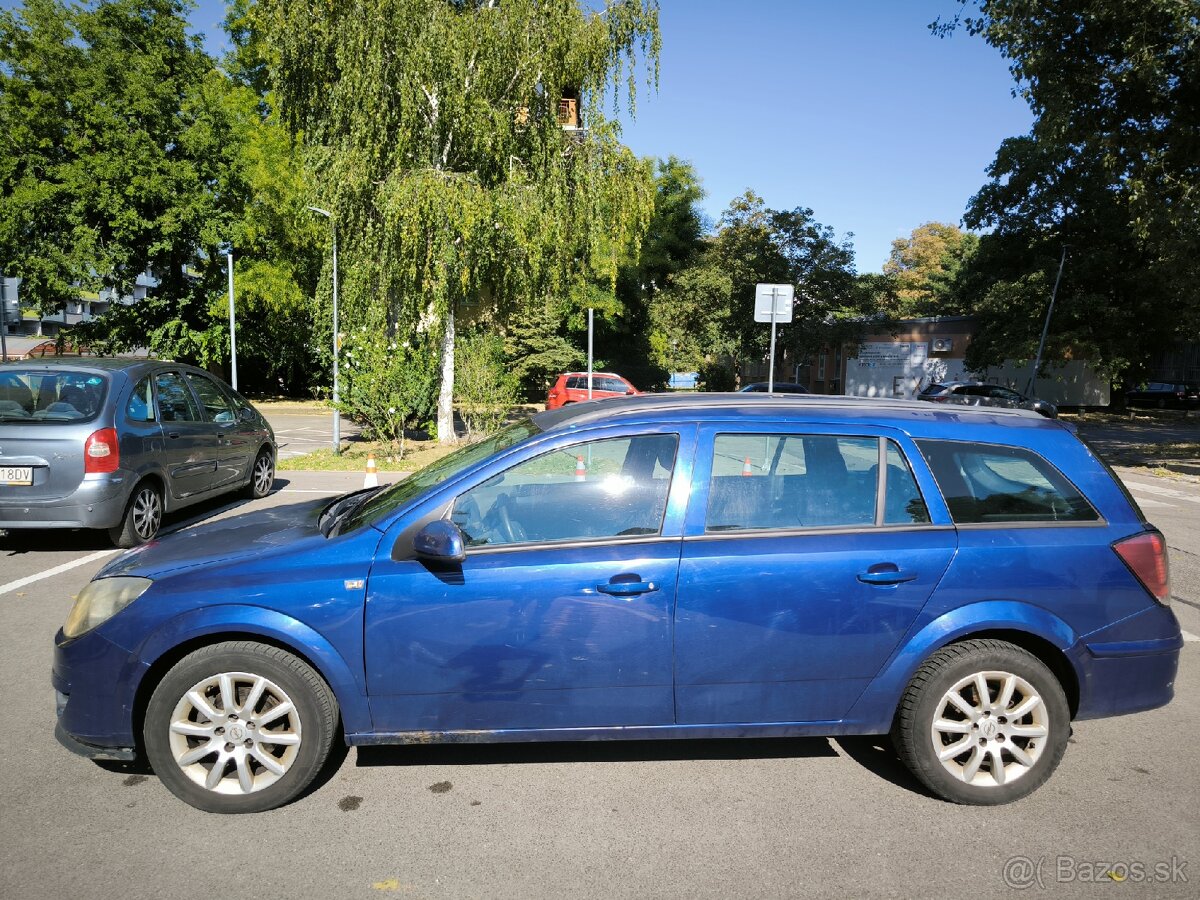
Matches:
[892,639,1070,805]
[143,641,339,814]
[243,447,275,499]
[108,480,163,548]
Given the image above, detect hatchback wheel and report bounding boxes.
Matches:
[109,481,163,548]
[892,639,1069,805]
[144,641,338,813]
[244,448,275,499]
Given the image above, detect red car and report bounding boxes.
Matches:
[546,372,639,409]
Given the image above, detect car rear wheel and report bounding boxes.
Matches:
[109,481,163,548]
[892,639,1069,805]
[244,448,275,499]
[144,641,338,813]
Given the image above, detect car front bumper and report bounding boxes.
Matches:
[53,626,145,757]
[0,473,131,530]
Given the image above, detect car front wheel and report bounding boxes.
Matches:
[143,641,339,813]
[892,639,1070,805]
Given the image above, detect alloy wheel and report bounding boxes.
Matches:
[166,671,303,795]
[131,487,162,540]
[930,670,1049,787]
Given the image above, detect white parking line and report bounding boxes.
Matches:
[0,549,118,597]
[0,499,247,598]
[1123,480,1200,505]
[1128,495,1174,509]
[1183,631,1199,643]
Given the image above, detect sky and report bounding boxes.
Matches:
[190,1,1035,273]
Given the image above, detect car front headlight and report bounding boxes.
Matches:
[63,577,153,639]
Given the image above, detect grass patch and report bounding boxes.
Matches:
[277,438,460,472]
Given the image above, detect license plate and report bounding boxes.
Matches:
[1,466,33,485]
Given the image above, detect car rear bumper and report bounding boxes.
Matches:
[0,473,130,530]
[1075,606,1183,719]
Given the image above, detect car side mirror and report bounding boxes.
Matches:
[625,389,635,395]
[413,519,466,562]
[237,407,255,423]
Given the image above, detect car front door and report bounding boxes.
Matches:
[363,426,694,734]
[673,426,958,725]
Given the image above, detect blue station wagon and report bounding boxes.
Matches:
[53,395,1181,812]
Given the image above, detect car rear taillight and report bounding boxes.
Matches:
[84,428,120,474]
[1112,531,1170,605]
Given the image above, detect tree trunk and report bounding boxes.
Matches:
[437,305,456,444]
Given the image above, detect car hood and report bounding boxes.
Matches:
[98,496,335,580]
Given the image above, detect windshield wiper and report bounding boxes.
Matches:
[319,486,383,538]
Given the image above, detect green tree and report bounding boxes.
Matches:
[248,0,661,441]
[0,0,322,384]
[882,222,978,318]
[650,191,865,380]
[936,1,1200,379]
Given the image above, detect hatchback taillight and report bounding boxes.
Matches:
[1112,531,1170,604]
[84,428,120,474]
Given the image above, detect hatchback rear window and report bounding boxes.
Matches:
[0,368,108,423]
[917,440,1099,524]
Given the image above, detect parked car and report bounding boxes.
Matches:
[739,382,810,394]
[1,358,275,547]
[917,381,1058,418]
[1124,381,1200,410]
[546,371,638,409]
[53,393,1179,812]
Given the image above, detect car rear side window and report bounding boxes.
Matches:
[706,434,879,531]
[155,372,202,423]
[916,440,1099,524]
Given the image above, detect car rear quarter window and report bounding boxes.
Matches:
[884,441,931,525]
[126,375,156,422]
[916,440,1100,524]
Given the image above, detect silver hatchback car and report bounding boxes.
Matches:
[0,358,275,546]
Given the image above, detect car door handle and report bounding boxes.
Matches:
[166,432,181,439]
[598,580,657,596]
[857,567,918,586]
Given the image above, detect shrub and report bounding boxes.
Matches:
[456,329,521,440]
[337,329,438,458]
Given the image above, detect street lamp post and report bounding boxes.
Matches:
[226,249,238,390]
[307,206,341,454]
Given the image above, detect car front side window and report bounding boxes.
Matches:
[451,434,678,548]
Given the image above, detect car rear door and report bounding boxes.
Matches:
[183,371,249,488]
[673,424,958,724]
[152,370,219,499]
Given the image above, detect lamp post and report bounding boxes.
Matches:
[307,206,341,454]
[226,249,238,390]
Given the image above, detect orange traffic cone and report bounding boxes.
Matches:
[741,456,754,476]
[575,455,587,481]
[364,452,379,488]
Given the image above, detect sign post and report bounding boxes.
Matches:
[754,283,794,393]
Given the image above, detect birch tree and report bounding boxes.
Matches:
[245,0,661,441]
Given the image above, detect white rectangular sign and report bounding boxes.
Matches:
[754,283,794,323]
[855,341,928,365]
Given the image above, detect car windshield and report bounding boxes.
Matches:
[340,418,542,532]
[0,368,109,423]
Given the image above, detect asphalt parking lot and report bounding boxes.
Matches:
[1,465,1198,899]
